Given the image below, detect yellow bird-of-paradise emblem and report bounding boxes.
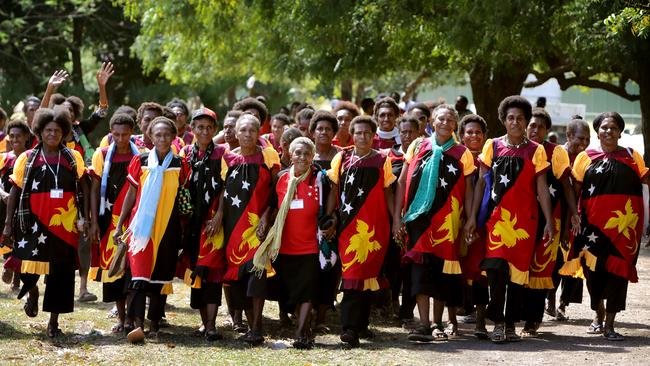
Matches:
[342,220,382,272]
[230,212,260,265]
[604,198,639,255]
[49,197,78,233]
[488,208,529,250]
[430,197,462,247]
[200,226,224,259]
[531,218,561,272]
[101,215,121,267]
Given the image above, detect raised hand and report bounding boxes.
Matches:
[96,62,115,87]
[48,70,69,89]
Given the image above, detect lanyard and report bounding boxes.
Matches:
[41,149,61,190]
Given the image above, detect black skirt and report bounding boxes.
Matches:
[275,253,319,305]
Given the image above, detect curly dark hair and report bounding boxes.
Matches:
[271,113,291,126]
[162,106,177,121]
[408,102,431,119]
[5,119,31,136]
[373,97,400,117]
[498,96,532,123]
[296,107,315,123]
[531,108,552,129]
[593,111,625,132]
[114,105,137,121]
[32,106,72,142]
[350,115,377,135]
[110,113,136,130]
[333,101,360,117]
[146,116,178,137]
[166,98,189,116]
[309,110,339,134]
[49,93,66,108]
[136,102,164,125]
[22,96,40,113]
[398,115,420,130]
[567,118,590,136]
[225,110,243,120]
[233,97,268,122]
[65,96,84,120]
[459,114,488,135]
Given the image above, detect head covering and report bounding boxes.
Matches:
[191,107,217,122]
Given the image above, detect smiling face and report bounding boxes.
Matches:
[461,122,485,152]
[432,108,457,142]
[192,117,216,147]
[377,107,397,132]
[42,121,64,149]
[8,127,29,154]
[110,124,134,151]
[597,117,621,150]
[150,122,175,155]
[504,107,528,141]
[291,143,314,175]
[567,126,590,154]
[526,116,548,144]
[236,119,259,149]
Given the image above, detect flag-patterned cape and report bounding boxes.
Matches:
[402,138,476,274]
[328,148,395,290]
[88,147,139,283]
[9,149,86,274]
[0,152,19,256]
[561,148,647,282]
[478,138,549,285]
[178,143,227,288]
[222,146,280,281]
[125,152,188,283]
[528,142,570,289]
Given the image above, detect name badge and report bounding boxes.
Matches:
[50,189,64,199]
[290,199,304,210]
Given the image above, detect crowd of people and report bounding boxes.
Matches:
[0,63,645,349]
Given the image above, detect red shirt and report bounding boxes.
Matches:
[276,171,320,255]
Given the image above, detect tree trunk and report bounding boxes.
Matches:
[354,81,365,106]
[71,17,84,89]
[227,85,237,107]
[340,79,353,101]
[638,62,650,166]
[469,63,529,138]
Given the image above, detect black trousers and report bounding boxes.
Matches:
[340,290,372,333]
[127,282,165,322]
[398,263,416,320]
[485,267,523,324]
[522,288,547,323]
[21,268,75,314]
[585,269,628,313]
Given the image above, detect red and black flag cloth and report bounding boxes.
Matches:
[0,152,19,256]
[8,148,86,275]
[528,141,571,289]
[125,153,188,284]
[387,145,405,181]
[459,157,487,284]
[478,138,549,285]
[401,138,476,274]
[178,143,228,287]
[222,146,280,281]
[562,148,647,282]
[88,147,137,283]
[132,134,185,154]
[328,148,395,290]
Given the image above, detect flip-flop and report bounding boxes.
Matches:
[77,292,98,302]
[111,323,125,334]
[205,330,223,342]
[587,323,604,334]
[491,325,507,343]
[474,327,489,340]
[604,331,624,341]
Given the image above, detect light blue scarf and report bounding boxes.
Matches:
[403,134,456,223]
[100,141,140,215]
[127,148,173,254]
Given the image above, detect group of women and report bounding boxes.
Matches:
[0,70,645,349]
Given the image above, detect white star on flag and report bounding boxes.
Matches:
[231,195,241,207]
[440,178,448,188]
[595,166,604,174]
[31,223,38,233]
[205,191,210,203]
[340,192,346,203]
[38,233,47,244]
[346,174,355,185]
[548,185,556,197]
[491,189,497,200]
[230,170,239,179]
[499,174,510,186]
[211,177,217,189]
[587,232,598,243]
[357,188,364,197]
[588,184,596,195]
[32,248,38,256]
[447,164,458,175]
[242,181,251,190]
[343,202,353,214]
[17,239,27,248]
[105,199,113,211]
[31,179,40,191]
[224,190,229,198]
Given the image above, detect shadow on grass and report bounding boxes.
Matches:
[0,320,32,340]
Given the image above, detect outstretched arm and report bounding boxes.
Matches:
[40,70,69,109]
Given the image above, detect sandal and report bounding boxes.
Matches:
[243,331,264,346]
[111,323,125,334]
[293,336,314,350]
[587,323,604,334]
[432,324,448,341]
[340,330,360,348]
[77,291,98,303]
[555,307,567,321]
[520,328,538,338]
[604,331,624,341]
[474,326,489,340]
[205,330,223,342]
[23,287,39,318]
[192,326,206,337]
[491,324,506,343]
[407,325,434,342]
[505,327,521,342]
[47,324,64,338]
[444,323,459,338]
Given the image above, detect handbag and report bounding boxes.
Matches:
[107,236,127,278]
[176,172,193,216]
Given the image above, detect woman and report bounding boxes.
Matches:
[279,127,303,170]
[394,105,476,342]
[133,102,184,154]
[307,111,341,333]
[2,107,88,338]
[326,115,395,347]
[563,112,646,341]
[262,113,290,153]
[88,113,141,334]
[179,108,227,341]
[457,114,490,338]
[372,97,401,149]
[167,99,195,146]
[465,96,554,343]
[253,137,328,349]
[0,120,33,291]
[221,114,280,346]
[332,101,360,147]
[114,116,188,341]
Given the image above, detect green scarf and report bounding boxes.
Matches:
[252,165,311,277]
[403,134,456,223]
